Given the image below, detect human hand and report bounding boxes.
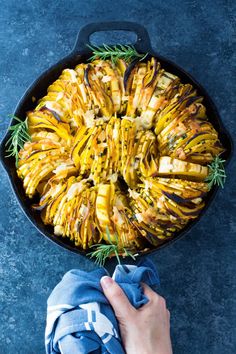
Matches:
[100,276,172,354]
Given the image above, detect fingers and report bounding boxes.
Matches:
[141,282,163,303]
[141,283,169,310]
[100,276,136,321]
[100,277,170,323]
[141,282,157,299]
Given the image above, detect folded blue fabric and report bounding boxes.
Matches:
[45,258,160,354]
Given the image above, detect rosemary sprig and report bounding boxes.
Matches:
[87,44,148,63]
[87,227,137,267]
[5,116,31,167]
[205,155,226,189]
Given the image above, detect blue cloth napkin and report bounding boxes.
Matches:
[45,258,160,354]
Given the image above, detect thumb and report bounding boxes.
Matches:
[100,276,136,321]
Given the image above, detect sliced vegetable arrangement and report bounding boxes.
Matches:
[7,46,226,264]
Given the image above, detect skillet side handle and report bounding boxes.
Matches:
[73,21,152,54]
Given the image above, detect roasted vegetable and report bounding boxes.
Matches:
[157,156,209,180]
[128,177,208,245]
[8,55,225,259]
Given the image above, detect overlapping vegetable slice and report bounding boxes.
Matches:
[16,56,225,253]
[33,179,144,250]
[17,137,72,198]
[128,178,208,246]
[95,182,144,249]
[157,156,209,180]
[154,86,224,163]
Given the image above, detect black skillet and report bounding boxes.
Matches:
[0,21,233,262]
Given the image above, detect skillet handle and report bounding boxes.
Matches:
[73,21,152,54]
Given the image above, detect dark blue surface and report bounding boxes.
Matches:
[0,1,235,353]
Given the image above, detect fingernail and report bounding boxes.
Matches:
[101,276,113,289]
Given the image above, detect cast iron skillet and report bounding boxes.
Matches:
[0,21,233,260]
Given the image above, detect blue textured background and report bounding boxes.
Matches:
[0,1,235,353]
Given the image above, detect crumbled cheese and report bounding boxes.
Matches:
[108,173,118,183]
[98,130,106,142]
[102,75,111,83]
[53,163,69,174]
[114,195,125,209]
[191,197,202,205]
[122,115,148,131]
[54,225,64,236]
[100,116,110,122]
[67,181,85,200]
[79,204,89,218]
[84,110,95,128]
[122,116,135,122]
[44,102,62,116]
[133,95,139,108]
[91,74,97,81]
[79,83,88,103]
[128,189,140,199]
[169,215,177,222]
[51,184,62,197]
[144,180,152,191]
[156,195,165,209]
[70,117,78,128]
[95,62,104,68]
[113,126,119,141]
[96,71,103,78]
[176,148,186,160]
[139,114,153,129]
[76,67,84,77]
[65,69,77,83]
[99,143,108,148]
[135,213,144,223]
[112,206,124,226]
[56,92,64,101]
[73,108,84,116]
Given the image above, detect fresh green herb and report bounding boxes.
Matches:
[205,155,226,189]
[87,226,137,266]
[87,44,148,64]
[5,116,31,167]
